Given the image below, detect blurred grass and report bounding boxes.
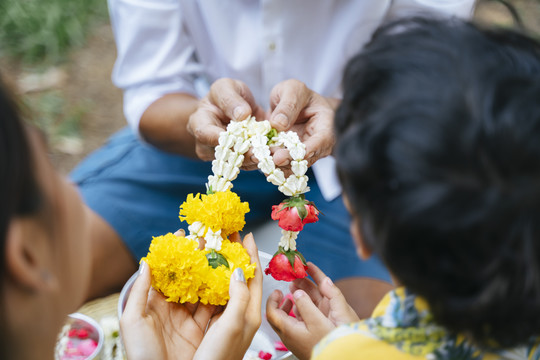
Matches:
[0,0,108,65]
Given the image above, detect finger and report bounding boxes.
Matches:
[229,232,241,243]
[209,79,257,121]
[188,104,226,142]
[221,268,251,323]
[265,289,287,333]
[318,277,359,322]
[306,262,328,285]
[269,80,310,131]
[242,233,263,315]
[272,148,291,168]
[293,290,333,331]
[291,277,323,305]
[123,261,151,317]
[193,303,215,332]
[174,228,186,237]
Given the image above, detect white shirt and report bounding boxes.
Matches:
[108,0,475,200]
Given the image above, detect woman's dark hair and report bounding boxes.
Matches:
[335,18,540,347]
[0,74,43,357]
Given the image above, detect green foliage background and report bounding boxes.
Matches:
[0,0,108,64]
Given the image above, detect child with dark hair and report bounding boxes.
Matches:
[266,18,540,359]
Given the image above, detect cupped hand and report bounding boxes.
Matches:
[120,261,215,360]
[194,232,263,360]
[265,262,358,360]
[187,78,266,168]
[268,79,336,169]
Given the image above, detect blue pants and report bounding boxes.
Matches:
[71,128,390,283]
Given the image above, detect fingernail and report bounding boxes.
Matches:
[139,260,147,275]
[233,106,246,120]
[293,290,305,300]
[274,113,288,129]
[233,268,246,283]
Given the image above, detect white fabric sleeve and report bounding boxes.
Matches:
[386,0,476,20]
[108,0,203,135]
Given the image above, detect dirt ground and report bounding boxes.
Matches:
[3,1,540,175]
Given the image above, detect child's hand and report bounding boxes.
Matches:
[291,262,359,324]
[265,262,359,360]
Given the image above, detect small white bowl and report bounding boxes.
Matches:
[118,251,294,360]
[55,313,104,360]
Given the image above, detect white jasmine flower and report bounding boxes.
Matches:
[296,175,309,193]
[267,172,286,186]
[204,228,223,251]
[253,145,271,159]
[278,183,295,197]
[233,154,245,168]
[257,157,275,174]
[223,162,240,181]
[279,230,298,251]
[250,134,268,147]
[215,145,230,161]
[234,139,251,154]
[218,133,235,149]
[291,160,308,176]
[211,159,225,176]
[189,221,206,237]
[289,143,306,160]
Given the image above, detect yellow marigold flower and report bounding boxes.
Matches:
[179,190,250,236]
[141,233,209,304]
[220,240,257,280]
[199,266,231,306]
[198,240,257,305]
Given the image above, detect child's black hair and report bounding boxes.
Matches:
[335,17,540,348]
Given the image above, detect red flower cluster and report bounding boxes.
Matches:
[271,197,319,232]
[264,248,308,281]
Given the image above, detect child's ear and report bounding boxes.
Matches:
[5,218,59,292]
[350,218,373,260]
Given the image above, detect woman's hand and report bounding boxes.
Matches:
[266,262,358,360]
[120,260,215,360]
[194,232,263,360]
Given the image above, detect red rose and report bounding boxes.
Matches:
[271,196,320,232]
[264,248,308,281]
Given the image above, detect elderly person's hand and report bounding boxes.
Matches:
[188,78,336,171]
[268,79,336,168]
[187,78,267,169]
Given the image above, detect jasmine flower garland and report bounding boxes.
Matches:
[143,115,319,306]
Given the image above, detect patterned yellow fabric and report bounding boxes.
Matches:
[312,287,540,360]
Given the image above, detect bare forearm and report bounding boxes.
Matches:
[139,93,199,157]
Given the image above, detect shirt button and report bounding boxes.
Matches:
[268,42,276,51]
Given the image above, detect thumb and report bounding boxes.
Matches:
[223,268,250,321]
[123,261,151,318]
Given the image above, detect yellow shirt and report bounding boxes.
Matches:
[312,287,540,360]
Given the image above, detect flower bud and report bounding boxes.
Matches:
[264,248,308,281]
